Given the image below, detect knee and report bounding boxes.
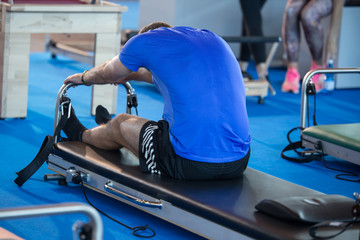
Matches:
[107,113,132,136]
[300,8,317,28]
[112,113,132,123]
[285,3,302,21]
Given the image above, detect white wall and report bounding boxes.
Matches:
[173,0,241,35]
[139,0,358,76]
[139,0,287,66]
[139,0,177,28]
[336,6,360,89]
[139,0,287,36]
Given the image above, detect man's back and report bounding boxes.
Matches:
[120,26,250,163]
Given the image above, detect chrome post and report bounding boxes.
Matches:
[0,202,103,240]
[53,82,136,142]
[300,68,360,129]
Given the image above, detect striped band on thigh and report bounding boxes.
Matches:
[141,124,161,175]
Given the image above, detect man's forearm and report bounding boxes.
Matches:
[114,68,153,85]
[129,68,153,84]
[83,60,113,85]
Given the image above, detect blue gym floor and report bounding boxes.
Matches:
[1,1,360,239]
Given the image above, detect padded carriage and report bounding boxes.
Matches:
[300,68,360,166]
[302,123,360,165]
[47,142,360,239]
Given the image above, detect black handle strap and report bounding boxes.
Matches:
[280,127,321,163]
[14,135,54,187]
[280,140,315,163]
[14,99,70,187]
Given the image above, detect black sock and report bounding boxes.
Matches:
[95,105,112,125]
[63,107,87,141]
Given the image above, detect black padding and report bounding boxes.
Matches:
[255,195,355,223]
[50,142,358,239]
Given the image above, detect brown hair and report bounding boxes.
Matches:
[138,22,173,34]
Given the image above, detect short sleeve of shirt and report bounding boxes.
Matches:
[119,34,148,72]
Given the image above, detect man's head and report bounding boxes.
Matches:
[138,22,173,34]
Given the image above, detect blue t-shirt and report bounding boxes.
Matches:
[120,26,250,163]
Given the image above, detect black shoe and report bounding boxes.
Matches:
[62,106,87,141]
[95,105,112,125]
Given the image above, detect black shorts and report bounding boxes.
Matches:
[139,120,250,180]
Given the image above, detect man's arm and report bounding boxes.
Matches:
[113,67,153,85]
[64,56,147,85]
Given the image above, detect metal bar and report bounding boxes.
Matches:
[53,83,75,140]
[300,68,360,129]
[222,36,281,43]
[122,82,135,114]
[123,82,134,95]
[105,181,162,208]
[264,41,281,96]
[0,202,103,240]
[53,82,135,141]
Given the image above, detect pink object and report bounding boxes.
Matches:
[281,67,300,94]
[310,63,325,92]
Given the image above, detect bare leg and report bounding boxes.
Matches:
[287,62,299,71]
[82,113,149,157]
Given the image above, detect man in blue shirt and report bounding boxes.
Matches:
[63,22,251,180]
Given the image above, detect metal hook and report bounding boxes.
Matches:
[60,101,72,119]
[354,192,360,202]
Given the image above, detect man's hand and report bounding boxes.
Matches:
[64,73,83,85]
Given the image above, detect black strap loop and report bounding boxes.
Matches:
[14,135,54,187]
[132,225,156,238]
[309,221,354,239]
[14,98,71,187]
[280,127,320,163]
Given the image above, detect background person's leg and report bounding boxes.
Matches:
[281,0,308,93]
[239,19,251,72]
[301,0,333,91]
[282,0,308,64]
[239,0,267,79]
[301,0,333,66]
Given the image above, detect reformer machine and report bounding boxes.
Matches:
[222,36,281,104]
[300,68,360,166]
[16,82,360,239]
[49,83,360,239]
